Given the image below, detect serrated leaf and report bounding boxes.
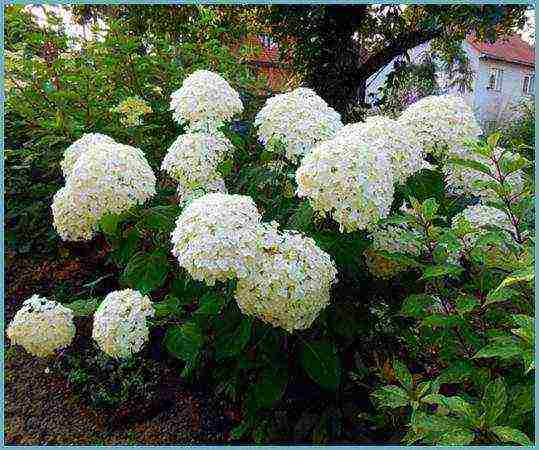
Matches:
[490,426,532,446]
[122,250,171,294]
[438,428,475,445]
[420,264,464,280]
[371,385,410,408]
[485,287,519,305]
[300,341,341,391]
[447,157,492,176]
[421,198,439,220]
[473,341,522,360]
[215,318,252,360]
[455,295,479,314]
[99,213,121,237]
[393,360,413,390]
[482,378,506,426]
[164,322,203,361]
[247,367,287,410]
[400,294,435,318]
[65,297,101,317]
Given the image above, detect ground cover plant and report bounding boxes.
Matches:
[5,4,534,445]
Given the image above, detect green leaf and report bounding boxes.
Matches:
[153,295,184,319]
[122,250,171,294]
[420,264,464,280]
[422,314,461,328]
[393,360,413,390]
[455,295,479,314]
[422,394,477,419]
[99,213,121,237]
[400,294,435,318]
[482,378,506,426]
[113,228,141,266]
[65,297,101,317]
[473,341,522,360]
[486,132,502,149]
[140,205,180,232]
[164,322,204,362]
[485,287,519,305]
[437,428,475,445]
[300,340,341,391]
[371,385,410,408]
[490,426,532,446]
[447,157,492,176]
[247,367,288,410]
[421,198,439,220]
[215,318,252,360]
[193,293,226,319]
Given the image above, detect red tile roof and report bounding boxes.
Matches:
[467,33,535,67]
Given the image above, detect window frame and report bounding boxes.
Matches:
[523,73,535,95]
[487,67,503,92]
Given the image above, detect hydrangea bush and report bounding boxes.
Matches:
[7,70,534,445]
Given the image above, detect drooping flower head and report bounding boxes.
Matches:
[92,289,154,359]
[398,94,482,156]
[7,295,76,357]
[337,116,431,185]
[170,70,243,132]
[234,223,338,333]
[296,128,395,232]
[255,87,343,163]
[170,193,262,285]
[53,141,156,241]
[61,133,117,179]
[161,132,232,199]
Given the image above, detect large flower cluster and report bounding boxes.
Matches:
[364,224,423,279]
[255,87,343,163]
[337,116,430,185]
[7,295,76,357]
[110,96,152,127]
[170,193,262,285]
[234,223,337,333]
[296,128,395,232]
[61,133,116,179]
[398,94,482,156]
[170,70,243,132]
[52,138,156,241]
[451,204,514,251]
[161,132,232,201]
[445,146,526,200]
[92,289,155,359]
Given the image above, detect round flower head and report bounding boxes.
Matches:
[234,223,338,333]
[7,295,75,357]
[170,193,262,285]
[364,224,423,279]
[255,87,343,163]
[92,289,154,359]
[338,116,431,185]
[170,70,243,132]
[53,142,156,241]
[451,204,515,252]
[445,146,526,200]
[296,129,395,232]
[61,133,117,179]
[161,132,232,192]
[398,94,482,156]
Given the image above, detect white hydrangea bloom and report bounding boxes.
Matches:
[398,94,482,156]
[296,129,395,232]
[170,193,262,285]
[169,70,243,132]
[92,289,154,359]
[61,133,117,179]
[52,141,156,241]
[255,87,343,163]
[7,295,75,357]
[445,147,526,200]
[451,204,514,250]
[161,132,232,196]
[364,224,423,279]
[338,116,431,185]
[234,223,338,333]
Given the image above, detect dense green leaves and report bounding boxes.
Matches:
[371,385,410,408]
[121,249,171,293]
[164,321,204,361]
[490,426,533,446]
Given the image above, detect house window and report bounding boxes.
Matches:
[523,74,535,95]
[487,67,503,91]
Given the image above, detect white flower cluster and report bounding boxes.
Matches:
[296,128,395,232]
[364,224,422,279]
[161,132,232,201]
[52,137,156,241]
[92,289,155,359]
[61,133,116,179]
[170,193,262,285]
[234,223,338,333]
[337,116,430,185]
[255,87,343,163]
[170,70,243,132]
[445,146,525,200]
[7,295,76,357]
[398,94,482,156]
[451,204,514,250]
